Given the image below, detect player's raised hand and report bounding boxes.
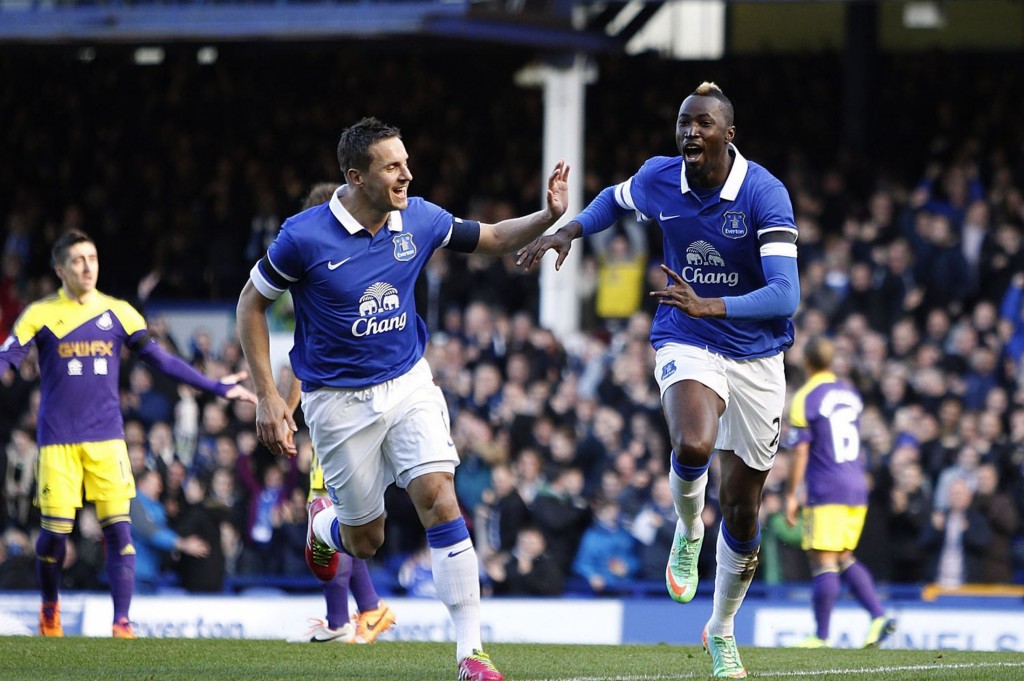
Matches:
[544,159,571,222]
[651,264,725,318]
[255,390,298,458]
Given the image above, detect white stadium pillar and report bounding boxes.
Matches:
[538,55,593,340]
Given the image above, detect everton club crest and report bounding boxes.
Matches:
[721,211,748,239]
[392,233,416,261]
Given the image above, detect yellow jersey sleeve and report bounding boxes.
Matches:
[108,298,147,336]
[11,296,56,346]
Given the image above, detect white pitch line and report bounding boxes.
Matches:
[759,661,1024,677]
[522,660,1024,681]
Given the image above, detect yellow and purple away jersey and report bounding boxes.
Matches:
[787,371,867,507]
[0,289,146,447]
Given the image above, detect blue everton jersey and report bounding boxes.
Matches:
[251,187,476,390]
[787,371,867,507]
[615,146,797,358]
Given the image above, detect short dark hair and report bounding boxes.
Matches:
[302,182,337,210]
[51,230,94,268]
[336,117,402,175]
[691,81,735,127]
[803,336,835,373]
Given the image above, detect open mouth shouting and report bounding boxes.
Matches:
[682,142,704,164]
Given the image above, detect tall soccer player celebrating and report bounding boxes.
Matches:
[518,82,799,678]
[0,230,257,638]
[237,117,569,681]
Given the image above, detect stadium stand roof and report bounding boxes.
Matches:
[2,1,1019,54]
[0,0,627,51]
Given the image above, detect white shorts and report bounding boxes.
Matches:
[654,343,785,471]
[300,358,459,525]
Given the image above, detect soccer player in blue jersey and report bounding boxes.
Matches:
[236,117,569,681]
[784,336,895,649]
[518,82,799,678]
[289,182,396,645]
[0,230,257,638]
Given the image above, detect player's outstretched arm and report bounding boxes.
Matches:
[473,160,570,256]
[133,337,258,403]
[517,183,628,272]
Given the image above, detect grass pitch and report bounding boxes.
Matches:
[1,638,1021,681]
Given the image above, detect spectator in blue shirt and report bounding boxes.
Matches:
[129,468,209,593]
[573,498,639,594]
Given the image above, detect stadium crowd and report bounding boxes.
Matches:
[1,47,1023,596]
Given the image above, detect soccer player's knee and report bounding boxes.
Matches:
[100,520,134,553]
[672,440,714,465]
[349,543,378,560]
[410,474,459,522]
[347,529,385,559]
[720,502,759,536]
[36,528,69,559]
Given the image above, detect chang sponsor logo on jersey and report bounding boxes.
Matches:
[682,240,739,286]
[352,281,408,337]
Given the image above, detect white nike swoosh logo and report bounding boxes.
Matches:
[327,257,352,270]
[659,211,681,221]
